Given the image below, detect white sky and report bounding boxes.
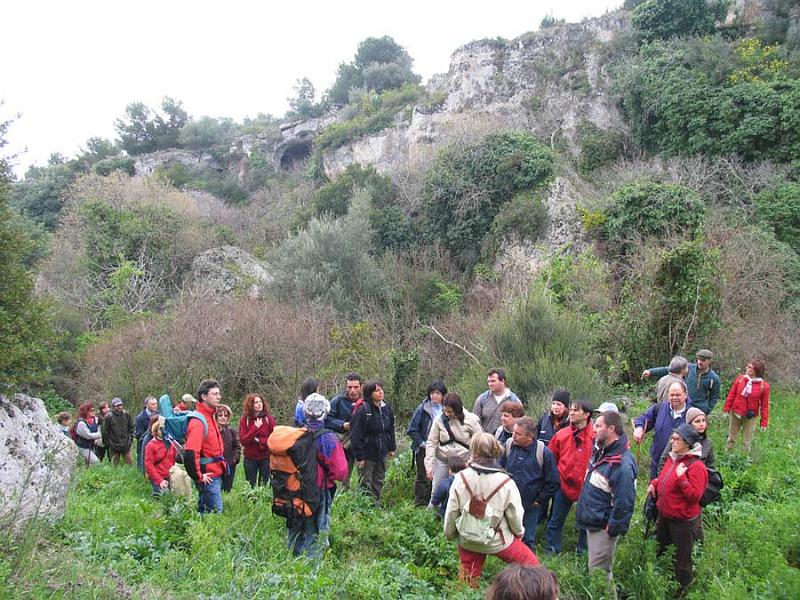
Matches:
[2,0,618,177]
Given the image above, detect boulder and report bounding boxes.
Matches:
[187,245,273,298]
[0,394,78,528]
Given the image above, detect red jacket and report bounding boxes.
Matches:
[239,414,276,461]
[651,453,708,520]
[185,401,226,480]
[144,437,177,486]
[723,375,770,428]
[548,422,595,502]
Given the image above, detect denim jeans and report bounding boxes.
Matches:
[196,476,223,514]
[288,487,332,558]
[522,503,541,549]
[546,489,586,553]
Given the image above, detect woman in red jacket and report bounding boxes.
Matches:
[238,393,276,488]
[647,423,708,594]
[723,359,770,454]
[144,417,177,495]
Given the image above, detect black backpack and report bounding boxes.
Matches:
[701,466,724,507]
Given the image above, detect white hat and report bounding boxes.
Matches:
[596,401,619,414]
[303,393,330,421]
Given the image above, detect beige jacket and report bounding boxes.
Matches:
[425,410,483,472]
[443,464,524,554]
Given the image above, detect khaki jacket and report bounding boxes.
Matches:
[443,464,524,554]
[425,410,483,472]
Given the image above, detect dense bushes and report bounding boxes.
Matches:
[631,0,719,42]
[616,36,800,162]
[269,189,386,314]
[423,131,553,269]
[602,181,705,257]
[755,183,800,253]
[40,174,217,328]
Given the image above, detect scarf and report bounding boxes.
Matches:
[741,376,762,397]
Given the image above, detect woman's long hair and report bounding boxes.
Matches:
[77,402,95,421]
[242,393,270,420]
[443,392,465,423]
[299,378,319,401]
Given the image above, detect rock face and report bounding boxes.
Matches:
[133,149,221,177]
[187,245,273,298]
[321,11,629,180]
[0,394,78,528]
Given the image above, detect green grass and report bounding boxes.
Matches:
[2,390,799,599]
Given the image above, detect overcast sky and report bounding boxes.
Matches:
[2,0,618,177]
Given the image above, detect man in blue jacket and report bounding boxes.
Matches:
[577,410,637,584]
[642,349,720,414]
[500,416,560,550]
[633,381,692,478]
[324,372,362,488]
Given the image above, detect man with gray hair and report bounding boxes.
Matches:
[641,356,688,403]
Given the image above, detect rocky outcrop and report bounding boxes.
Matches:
[187,245,273,298]
[0,394,78,528]
[494,176,589,292]
[133,149,221,177]
[321,11,629,180]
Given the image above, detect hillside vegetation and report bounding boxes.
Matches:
[2,2,800,596]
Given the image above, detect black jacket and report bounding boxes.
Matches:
[102,410,134,452]
[351,401,396,462]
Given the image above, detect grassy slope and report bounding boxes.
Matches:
[2,391,799,600]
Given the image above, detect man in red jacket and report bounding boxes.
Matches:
[185,379,226,514]
[545,399,595,554]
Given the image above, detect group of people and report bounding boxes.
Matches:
[57,349,770,595]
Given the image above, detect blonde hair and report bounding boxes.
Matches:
[470,432,504,459]
[150,416,166,439]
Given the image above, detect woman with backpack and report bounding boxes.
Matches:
[425,392,482,510]
[350,380,396,504]
[658,407,716,472]
[647,423,708,594]
[216,404,241,492]
[238,393,276,487]
[443,432,540,588]
[73,402,102,465]
[144,416,178,495]
[723,359,770,454]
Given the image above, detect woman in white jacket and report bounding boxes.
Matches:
[425,393,482,504]
[444,432,540,587]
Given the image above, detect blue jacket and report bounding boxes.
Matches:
[134,408,156,442]
[324,392,355,434]
[535,412,569,445]
[576,434,637,536]
[350,401,396,462]
[407,397,441,452]
[634,400,692,478]
[648,364,720,414]
[500,440,560,508]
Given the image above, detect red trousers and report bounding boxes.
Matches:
[458,538,540,582]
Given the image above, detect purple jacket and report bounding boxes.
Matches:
[634,400,692,478]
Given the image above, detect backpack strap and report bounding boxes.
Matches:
[442,417,470,450]
[459,470,511,502]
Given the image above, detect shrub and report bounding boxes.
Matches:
[93,156,136,176]
[269,188,386,314]
[602,181,705,257]
[576,120,625,175]
[631,0,717,42]
[458,290,605,408]
[755,183,800,253]
[422,131,553,269]
[177,116,236,150]
[313,164,395,219]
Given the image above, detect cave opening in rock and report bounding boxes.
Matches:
[279,141,313,170]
